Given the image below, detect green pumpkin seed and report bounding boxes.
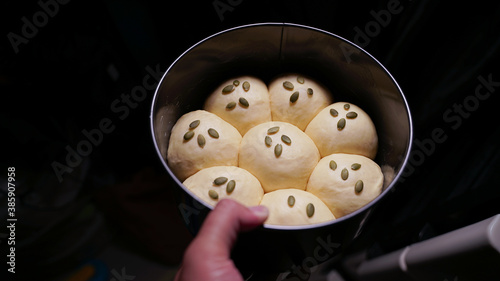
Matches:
[226,101,236,109]
[242,81,250,91]
[222,85,234,94]
[267,126,280,134]
[351,163,361,170]
[329,160,337,170]
[214,176,228,185]
[208,128,219,138]
[346,112,358,119]
[183,131,194,141]
[290,91,299,103]
[355,180,364,193]
[337,118,346,130]
[344,103,350,110]
[281,134,291,145]
[274,144,283,157]
[306,203,315,217]
[288,195,295,207]
[197,134,206,148]
[233,80,240,86]
[189,120,200,129]
[297,76,305,84]
[283,81,294,90]
[265,136,272,147]
[341,168,349,180]
[226,180,236,193]
[307,88,313,95]
[208,190,219,200]
[239,97,249,107]
[330,108,339,117]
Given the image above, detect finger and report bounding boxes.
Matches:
[196,199,268,257]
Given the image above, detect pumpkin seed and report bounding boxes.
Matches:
[274,144,283,157]
[226,101,236,109]
[306,203,315,217]
[355,180,364,193]
[344,103,350,110]
[222,85,234,94]
[208,128,219,138]
[297,76,305,84]
[330,108,338,117]
[346,112,358,119]
[307,88,313,95]
[189,120,200,129]
[341,168,349,180]
[226,180,236,193]
[283,81,294,90]
[265,136,272,147]
[208,190,219,200]
[242,81,250,91]
[287,195,295,207]
[267,126,280,134]
[197,134,206,148]
[233,80,240,86]
[239,97,249,107]
[351,163,361,170]
[329,160,337,170]
[290,91,299,103]
[183,131,194,141]
[281,134,291,145]
[214,176,228,185]
[337,118,346,130]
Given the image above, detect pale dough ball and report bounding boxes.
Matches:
[260,189,335,226]
[167,110,242,181]
[239,121,320,193]
[183,166,264,207]
[306,153,383,218]
[204,76,271,135]
[268,73,332,130]
[305,102,378,159]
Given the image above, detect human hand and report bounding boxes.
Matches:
[174,199,269,281]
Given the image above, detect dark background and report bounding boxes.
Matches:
[1,0,500,280]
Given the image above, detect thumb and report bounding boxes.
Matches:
[195,199,269,258]
[175,199,268,281]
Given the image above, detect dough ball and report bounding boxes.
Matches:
[183,166,264,207]
[305,102,378,159]
[268,74,332,130]
[204,76,271,135]
[239,121,320,193]
[260,189,335,226]
[306,153,383,218]
[167,110,242,181]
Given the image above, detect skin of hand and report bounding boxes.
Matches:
[174,199,269,281]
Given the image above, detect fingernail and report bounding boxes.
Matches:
[249,205,269,220]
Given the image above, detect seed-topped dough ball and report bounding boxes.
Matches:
[306,153,383,218]
[268,74,332,130]
[260,189,335,226]
[183,166,264,207]
[167,110,242,181]
[204,76,271,135]
[305,102,378,159]
[239,121,320,193]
